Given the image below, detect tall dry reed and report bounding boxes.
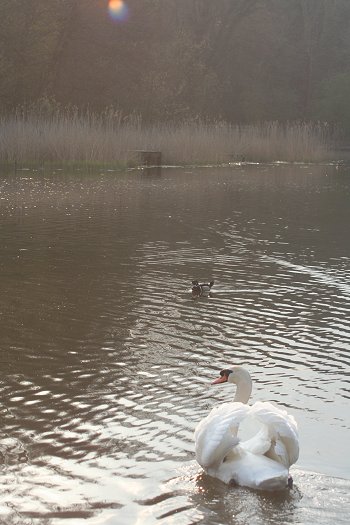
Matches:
[0,108,331,166]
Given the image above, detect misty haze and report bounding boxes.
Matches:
[0,2,350,525]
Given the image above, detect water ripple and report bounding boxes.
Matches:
[0,166,349,524]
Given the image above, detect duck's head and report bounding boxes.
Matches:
[192,280,201,295]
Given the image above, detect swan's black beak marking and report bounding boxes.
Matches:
[212,369,233,385]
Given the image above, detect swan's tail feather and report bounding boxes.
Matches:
[209,450,289,489]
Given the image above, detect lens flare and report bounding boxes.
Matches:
[108,0,129,22]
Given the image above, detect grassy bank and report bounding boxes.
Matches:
[0,109,331,167]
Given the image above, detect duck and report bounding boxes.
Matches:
[194,366,299,490]
[192,280,214,297]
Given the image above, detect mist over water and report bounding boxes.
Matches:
[0,164,349,524]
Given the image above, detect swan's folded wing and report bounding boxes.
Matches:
[239,425,272,456]
[195,402,250,469]
[250,401,299,467]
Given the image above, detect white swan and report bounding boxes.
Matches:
[194,367,299,490]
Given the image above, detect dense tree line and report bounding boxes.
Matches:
[1,0,350,131]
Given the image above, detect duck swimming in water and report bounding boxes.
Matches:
[192,280,214,297]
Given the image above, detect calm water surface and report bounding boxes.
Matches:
[0,164,349,524]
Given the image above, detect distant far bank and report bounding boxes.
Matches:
[0,109,338,168]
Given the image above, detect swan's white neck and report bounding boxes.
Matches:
[229,368,253,404]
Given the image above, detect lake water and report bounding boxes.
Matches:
[0,163,349,524]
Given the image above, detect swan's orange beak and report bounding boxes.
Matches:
[211,376,227,385]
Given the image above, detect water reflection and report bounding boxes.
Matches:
[0,164,349,523]
[192,471,301,524]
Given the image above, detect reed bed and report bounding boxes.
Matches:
[0,109,331,167]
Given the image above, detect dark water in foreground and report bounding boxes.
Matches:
[0,163,349,524]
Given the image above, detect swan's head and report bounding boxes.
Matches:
[211,367,252,403]
[211,366,251,386]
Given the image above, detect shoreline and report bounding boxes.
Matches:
[0,158,347,176]
[0,116,334,166]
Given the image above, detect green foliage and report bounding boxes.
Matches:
[0,0,72,106]
[314,73,350,134]
[1,0,350,127]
